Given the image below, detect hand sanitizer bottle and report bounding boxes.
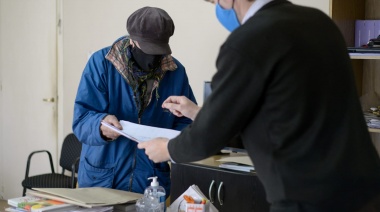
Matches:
[144,176,166,212]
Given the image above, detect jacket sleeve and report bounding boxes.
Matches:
[168,40,267,162]
[72,51,110,146]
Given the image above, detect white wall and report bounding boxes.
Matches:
[60,0,229,137]
[291,0,330,15]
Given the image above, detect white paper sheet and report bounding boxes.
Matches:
[101,120,180,143]
[216,156,253,166]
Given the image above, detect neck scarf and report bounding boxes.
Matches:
[105,37,177,119]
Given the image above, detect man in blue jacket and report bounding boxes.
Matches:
[72,7,196,197]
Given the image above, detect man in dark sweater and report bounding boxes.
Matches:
[139,0,380,211]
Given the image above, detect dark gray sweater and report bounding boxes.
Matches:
[169,0,380,210]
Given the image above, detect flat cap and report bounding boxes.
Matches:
[127,7,175,55]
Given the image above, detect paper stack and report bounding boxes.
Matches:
[218,162,254,172]
[364,112,380,129]
[217,156,254,172]
[25,187,143,208]
[6,195,114,212]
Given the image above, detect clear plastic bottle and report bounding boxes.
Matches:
[144,176,166,212]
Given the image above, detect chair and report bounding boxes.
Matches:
[21,133,82,196]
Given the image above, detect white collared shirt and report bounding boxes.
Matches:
[242,0,275,24]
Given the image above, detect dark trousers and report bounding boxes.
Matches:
[270,193,380,212]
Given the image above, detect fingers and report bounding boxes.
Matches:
[171,110,184,117]
[163,102,182,113]
[163,96,186,117]
[162,96,187,110]
[163,96,182,104]
[137,138,170,163]
[162,96,199,120]
[101,115,121,141]
[100,125,121,140]
[137,141,146,149]
[103,115,122,129]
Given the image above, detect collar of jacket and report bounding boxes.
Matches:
[105,36,177,76]
[105,36,178,119]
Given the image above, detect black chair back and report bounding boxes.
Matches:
[60,133,82,173]
[21,133,82,196]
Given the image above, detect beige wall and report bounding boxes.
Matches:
[291,0,330,15]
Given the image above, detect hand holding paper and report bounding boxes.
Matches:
[137,138,171,163]
[102,120,180,162]
[101,120,180,143]
[100,115,122,141]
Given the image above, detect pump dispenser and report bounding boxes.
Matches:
[148,176,159,187]
[144,176,166,212]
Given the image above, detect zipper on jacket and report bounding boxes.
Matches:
[128,146,138,191]
[129,115,142,191]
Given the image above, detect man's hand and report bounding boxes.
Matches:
[162,96,201,121]
[138,138,170,163]
[100,115,122,141]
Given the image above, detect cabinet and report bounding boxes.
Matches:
[329,0,380,154]
[170,155,270,212]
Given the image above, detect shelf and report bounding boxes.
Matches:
[331,0,380,151]
[350,53,380,60]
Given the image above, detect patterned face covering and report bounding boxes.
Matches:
[131,42,162,71]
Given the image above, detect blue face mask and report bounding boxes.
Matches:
[216,2,240,32]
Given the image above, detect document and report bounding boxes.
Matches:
[217,155,253,166]
[101,120,180,143]
[218,162,255,172]
[217,156,254,172]
[26,187,143,208]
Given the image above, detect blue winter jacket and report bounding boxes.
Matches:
[72,37,196,197]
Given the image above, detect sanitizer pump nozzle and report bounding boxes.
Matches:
[148,176,159,187]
